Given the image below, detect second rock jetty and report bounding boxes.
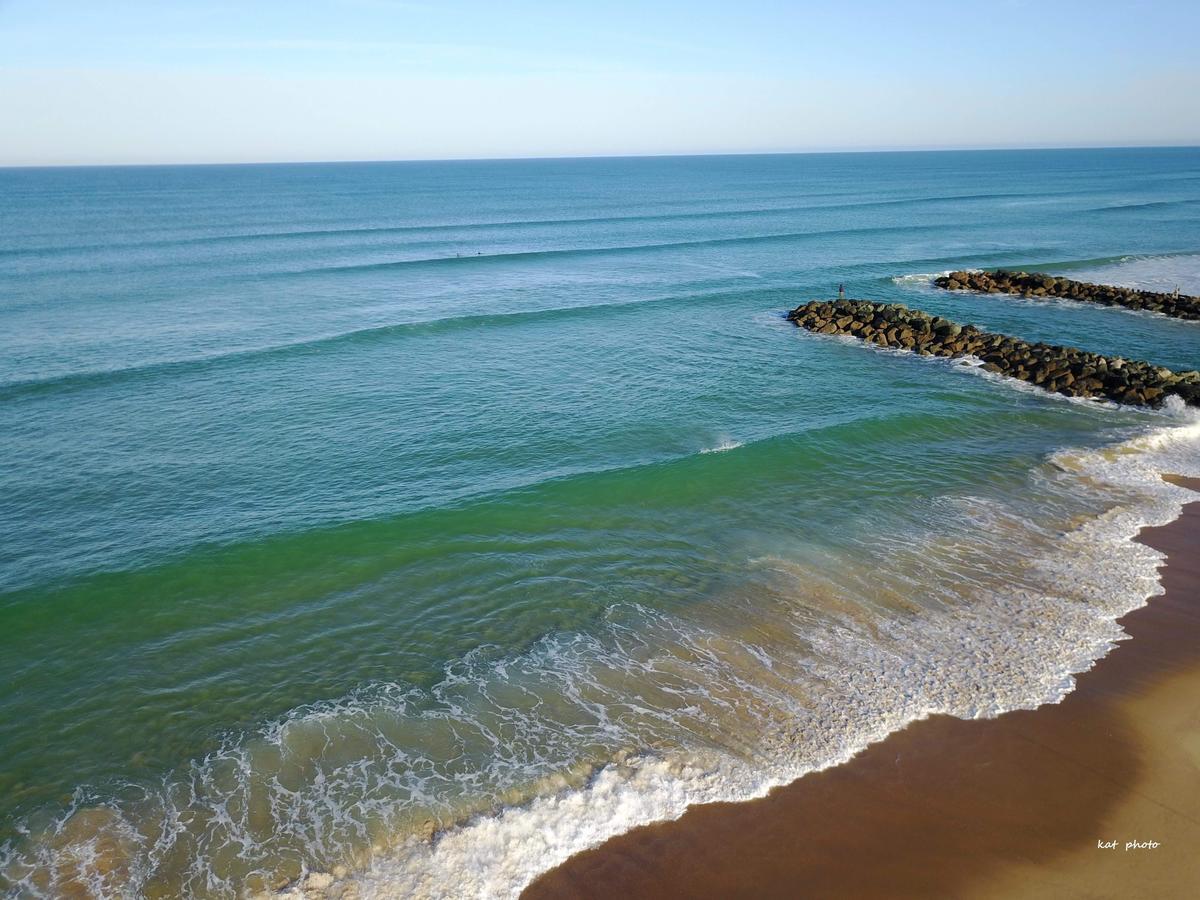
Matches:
[788,300,1200,408]
[933,270,1200,321]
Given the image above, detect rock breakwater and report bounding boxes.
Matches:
[787,300,1200,408]
[933,270,1200,321]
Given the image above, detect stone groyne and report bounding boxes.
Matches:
[787,300,1200,408]
[933,270,1200,321]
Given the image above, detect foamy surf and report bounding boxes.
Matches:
[889,269,963,285]
[700,439,743,454]
[347,416,1200,899]
[4,410,1197,900]
[7,148,1200,900]
[822,325,1171,412]
[1063,251,1200,296]
[890,253,1200,323]
[951,354,1123,409]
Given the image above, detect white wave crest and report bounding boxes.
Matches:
[5,413,1198,900]
[353,418,1200,899]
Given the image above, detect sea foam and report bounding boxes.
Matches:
[350,412,1200,900]
[5,407,1197,900]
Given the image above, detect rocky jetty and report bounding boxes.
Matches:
[787,300,1200,408]
[933,270,1200,321]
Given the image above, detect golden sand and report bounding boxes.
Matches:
[524,480,1200,899]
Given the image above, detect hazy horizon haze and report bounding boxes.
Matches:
[1,0,1198,166]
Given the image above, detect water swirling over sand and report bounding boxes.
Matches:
[4,403,1197,899]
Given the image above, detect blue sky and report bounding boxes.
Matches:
[1,0,1197,165]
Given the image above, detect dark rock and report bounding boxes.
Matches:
[786,299,1196,409]
[934,270,1200,322]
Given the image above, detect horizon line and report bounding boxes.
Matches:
[2,143,1198,172]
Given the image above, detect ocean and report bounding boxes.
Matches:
[1,148,1198,898]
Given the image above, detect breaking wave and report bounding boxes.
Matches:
[3,404,1197,899]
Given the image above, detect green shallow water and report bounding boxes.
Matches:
[1,149,1199,896]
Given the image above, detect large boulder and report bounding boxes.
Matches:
[786,298,1195,408]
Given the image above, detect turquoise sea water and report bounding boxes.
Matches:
[2,149,1199,897]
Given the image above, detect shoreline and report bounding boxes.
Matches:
[523,477,1200,899]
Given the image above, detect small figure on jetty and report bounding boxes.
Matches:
[838,283,845,299]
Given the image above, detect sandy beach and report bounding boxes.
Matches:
[5,148,1199,898]
[525,478,1200,900]
[4,4,1199,894]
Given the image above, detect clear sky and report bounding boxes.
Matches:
[1,0,1197,166]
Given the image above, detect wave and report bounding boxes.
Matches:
[814,329,1186,416]
[888,253,1200,327]
[1035,249,1200,273]
[888,250,1200,299]
[889,271,950,285]
[0,289,746,402]
[888,273,1200,328]
[350,408,1200,899]
[0,189,1087,262]
[0,403,994,600]
[4,404,1197,898]
[1057,252,1200,298]
[890,249,1198,276]
[276,222,967,279]
[977,292,1200,326]
[1088,198,1200,214]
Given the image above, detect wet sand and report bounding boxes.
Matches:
[525,478,1200,900]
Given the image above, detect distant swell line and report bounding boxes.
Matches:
[0,291,744,402]
[279,222,962,278]
[0,189,1076,261]
[1089,199,1200,214]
